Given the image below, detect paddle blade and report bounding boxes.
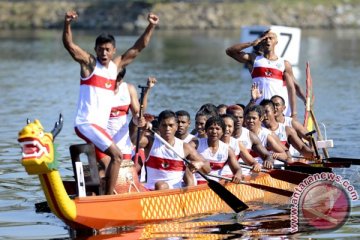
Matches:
[207,178,249,213]
[267,169,309,185]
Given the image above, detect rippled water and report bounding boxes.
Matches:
[1,28,360,239]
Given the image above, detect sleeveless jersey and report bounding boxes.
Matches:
[75,60,117,128]
[195,138,229,183]
[145,137,186,190]
[272,122,289,148]
[107,82,132,155]
[283,116,293,127]
[249,127,271,164]
[251,56,291,116]
[183,133,195,143]
[237,128,253,175]
[220,137,240,177]
[238,127,252,156]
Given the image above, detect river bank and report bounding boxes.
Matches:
[1,0,360,30]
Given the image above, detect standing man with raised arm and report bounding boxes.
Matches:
[62,10,159,195]
[226,30,298,118]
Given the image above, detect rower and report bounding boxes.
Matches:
[130,110,211,190]
[260,99,315,160]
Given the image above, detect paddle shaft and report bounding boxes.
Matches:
[150,129,249,213]
[240,164,309,185]
[310,109,330,158]
[134,86,148,165]
[207,173,293,197]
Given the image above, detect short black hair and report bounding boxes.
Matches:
[260,99,275,111]
[95,33,116,48]
[205,116,226,133]
[244,105,264,118]
[270,95,285,105]
[175,110,191,120]
[158,110,177,124]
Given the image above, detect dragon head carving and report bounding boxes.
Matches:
[18,114,63,174]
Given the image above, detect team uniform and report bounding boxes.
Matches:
[251,56,291,116]
[74,59,117,154]
[106,82,133,160]
[195,138,229,184]
[182,133,195,143]
[220,137,240,177]
[249,127,284,165]
[144,137,186,190]
[237,127,253,175]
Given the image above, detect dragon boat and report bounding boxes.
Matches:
[18,115,296,231]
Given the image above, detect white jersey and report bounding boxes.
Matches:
[183,133,195,143]
[277,119,300,157]
[221,137,240,177]
[237,128,253,175]
[195,138,229,183]
[145,137,186,190]
[75,60,117,128]
[107,82,132,155]
[251,56,291,116]
[283,116,293,127]
[250,127,271,164]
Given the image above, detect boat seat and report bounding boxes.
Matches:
[69,143,104,196]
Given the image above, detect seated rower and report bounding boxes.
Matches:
[226,104,275,169]
[244,105,292,165]
[175,110,196,143]
[130,110,211,190]
[190,116,242,184]
[260,99,315,160]
[220,114,261,176]
[271,95,311,141]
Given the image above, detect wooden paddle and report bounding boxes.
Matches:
[150,129,249,213]
[207,173,293,197]
[240,164,309,185]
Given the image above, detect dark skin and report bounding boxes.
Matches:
[226,30,298,118]
[245,110,291,163]
[62,10,159,195]
[262,104,315,159]
[227,109,275,169]
[191,123,242,183]
[130,116,211,190]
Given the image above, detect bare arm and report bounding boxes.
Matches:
[141,77,157,113]
[114,13,159,69]
[62,10,95,77]
[183,143,211,174]
[294,79,306,104]
[267,134,290,162]
[286,127,314,158]
[291,118,310,140]
[238,142,261,172]
[225,31,269,65]
[227,148,242,183]
[284,61,297,118]
[249,131,272,161]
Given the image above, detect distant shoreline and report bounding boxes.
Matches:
[1,1,360,30]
